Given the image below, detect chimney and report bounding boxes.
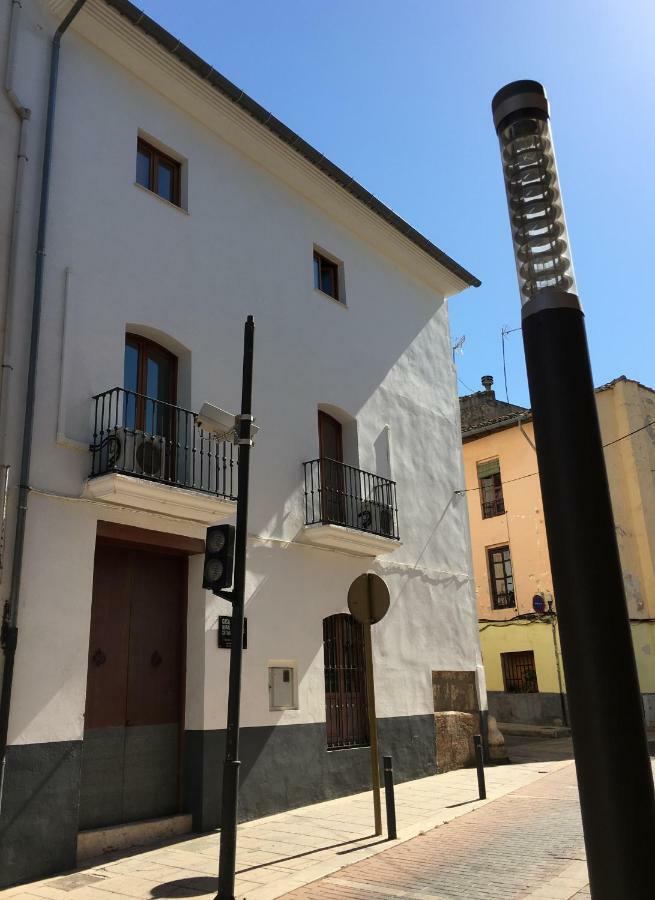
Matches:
[481,375,494,394]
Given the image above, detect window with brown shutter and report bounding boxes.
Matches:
[477,458,505,518]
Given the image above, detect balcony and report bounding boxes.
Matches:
[298,458,401,557]
[83,387,237,524]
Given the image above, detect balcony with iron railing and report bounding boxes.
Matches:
[299,457,401,557]
[83,387,238,523]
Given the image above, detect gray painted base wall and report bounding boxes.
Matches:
[489,691,655,728]
[1,715,436,888]
[487,691,568,726]
[0,741,82,888]
[185,714,437,831]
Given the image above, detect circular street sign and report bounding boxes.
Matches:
[348,573,390,625]
[532,594,546,614]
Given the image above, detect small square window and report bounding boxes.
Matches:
[313,250,341,302]
[136,137,181,207]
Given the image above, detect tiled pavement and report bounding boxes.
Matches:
[2,739,577,900]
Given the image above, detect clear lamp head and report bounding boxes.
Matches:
[493,81,577,305]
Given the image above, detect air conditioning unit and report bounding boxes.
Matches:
[357,500,394,538]
[104,427,166,479]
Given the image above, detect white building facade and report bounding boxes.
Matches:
[0,0,483,887]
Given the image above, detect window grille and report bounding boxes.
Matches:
[323,613,369,749]
[501,650,539,693]
[488,545,515,609]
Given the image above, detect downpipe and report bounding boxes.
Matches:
[0,0,88,808]
[0,2,31,584]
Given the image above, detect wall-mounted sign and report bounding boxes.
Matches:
[218,615,247,649]
[532,594,546,614]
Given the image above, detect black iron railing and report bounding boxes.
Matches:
[90,387,237,500]
[303,458,399,540]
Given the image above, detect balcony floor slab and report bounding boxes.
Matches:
[82,473,236,524]
[296,523,402,558]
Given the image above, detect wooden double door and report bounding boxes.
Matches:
[79,543,187,830]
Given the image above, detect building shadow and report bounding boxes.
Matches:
[148,834,380,896]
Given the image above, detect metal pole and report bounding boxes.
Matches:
[492,81,655,900]
[217,316,254,900]
[473,734,486,800]
[364,578,382,835]
[382,755,397,840]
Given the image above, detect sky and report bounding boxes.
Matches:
[137,0,654,407]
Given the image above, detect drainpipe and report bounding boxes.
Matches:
[0,1,32,581]
[0,0,88,807]
[548,602,569,726]
[517,414,536,453]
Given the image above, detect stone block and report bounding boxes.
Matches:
[487,715,509,762]
[434,711,477,773]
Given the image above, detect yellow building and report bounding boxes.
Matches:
[460,375,655,726]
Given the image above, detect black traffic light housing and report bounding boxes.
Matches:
[203,524,236,592]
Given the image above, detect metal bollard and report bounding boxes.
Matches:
[473,734,486,800]
[383,755,397,840]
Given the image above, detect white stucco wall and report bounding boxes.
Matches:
[4,0,483,746]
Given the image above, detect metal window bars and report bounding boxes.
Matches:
[90,387,237,500]
[323,613,369,750]
[501,650,539,694]
[303,458,399,540]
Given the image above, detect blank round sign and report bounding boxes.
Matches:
[348,573,390,625]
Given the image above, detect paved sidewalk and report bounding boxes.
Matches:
[3,744,573,900]
[285,761,589,900]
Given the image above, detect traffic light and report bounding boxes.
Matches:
[203,524,235,592]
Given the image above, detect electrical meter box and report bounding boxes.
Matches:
[268,664,297,710]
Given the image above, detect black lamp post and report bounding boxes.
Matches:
[216,316,255,900]
[491,81,655,898]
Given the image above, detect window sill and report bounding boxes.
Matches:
[133,181,189,215]
[313,288,347,309]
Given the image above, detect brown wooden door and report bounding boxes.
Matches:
[318,411,344,524]
[124,334,178,481]
[80,544,186,830]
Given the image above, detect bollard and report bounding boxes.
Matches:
[474,734,486,800]
[383,755,397,840]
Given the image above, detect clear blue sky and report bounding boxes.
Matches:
[138,0,654,407]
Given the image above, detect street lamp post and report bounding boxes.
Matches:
[216,315,255,900]
[491,81,655,898]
